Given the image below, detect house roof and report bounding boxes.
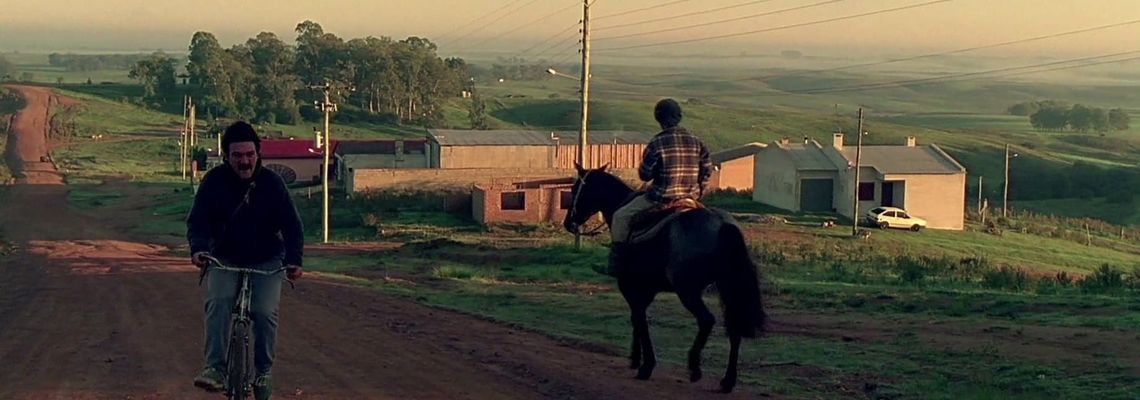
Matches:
[259,139,336,159]
[427,129,654,146]
[336,139,428,156]
[771,141,839,171]
[839,145,965,174]
[711,142,766,164]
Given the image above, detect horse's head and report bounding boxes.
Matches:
[563,162,612,234]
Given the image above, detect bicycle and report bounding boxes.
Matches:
[198,254,294,400]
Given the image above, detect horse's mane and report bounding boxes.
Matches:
[589,169,632,191]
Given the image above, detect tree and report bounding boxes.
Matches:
[1007,101,1040,116]
[129,52,177,104]
[1030,106,1068,131]
[1067,104,1095,133]
[246,32,300,124]
[1109,108,1131,131]
[0,55,15,80]
[468,94,488,129]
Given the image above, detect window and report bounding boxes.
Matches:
[500,191,526,210]
[559,191,574,210]
[883,211,897,218]
[858,182,875,201]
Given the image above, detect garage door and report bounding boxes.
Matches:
[799,179,833,212]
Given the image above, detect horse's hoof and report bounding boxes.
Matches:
[689,369,703,383]
[720,377,736,393]
[636,366,655,380]
[629,359,641,370]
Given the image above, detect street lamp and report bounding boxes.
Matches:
[1003,144,1019,218]
[547,68,590,80]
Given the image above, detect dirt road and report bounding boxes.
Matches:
[0,85,754,399]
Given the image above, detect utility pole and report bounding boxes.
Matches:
[1003,144,1011,218]
[576,0,592,249]
[850,108,864,237]
[977,175,983,215]
[181,95,190,180]
[311,81,338,244]
[188,101,196,184]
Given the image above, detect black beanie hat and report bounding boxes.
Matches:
[654,98,683,127]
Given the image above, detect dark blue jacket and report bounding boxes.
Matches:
[187,165,304,267]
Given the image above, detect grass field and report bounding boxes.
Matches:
[43,66,1140,398]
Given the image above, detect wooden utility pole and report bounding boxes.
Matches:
[850,108,864,237]
[311,82,338,244]
[576,0,592,249]
[1003,144,1011,218]
[977,176,983,215]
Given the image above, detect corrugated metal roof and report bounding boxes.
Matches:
[336,139,428,155]
[774,142,838,170]
[840,145,965,174]
[428,129,654,146]
[712,142,766,164]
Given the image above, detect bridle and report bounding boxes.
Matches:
[568,170,608,236]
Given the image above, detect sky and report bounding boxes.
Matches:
[1,0,1138,59]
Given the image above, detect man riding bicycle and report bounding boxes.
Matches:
[188,121,304,400]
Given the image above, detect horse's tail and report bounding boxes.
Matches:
[716,222,767,339]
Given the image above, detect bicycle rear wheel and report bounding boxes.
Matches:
[226,320,252,399]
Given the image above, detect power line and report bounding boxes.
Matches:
[595,0,954,52]
[594,0,692,21]
[595,0,779,31]
[468,1,581,50]
[766,17,1140,80]
[790,49,1140,94]
[549,43,585,66]
[595,0,844,42]
[441,0,546,48]
[533,35,581,61]
[436,0,528,44]
[517,22,581,59]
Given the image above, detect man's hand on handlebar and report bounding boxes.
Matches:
[285,265,303,281]
[191,251,210,269]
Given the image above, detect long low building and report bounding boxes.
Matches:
[426,129,655,170]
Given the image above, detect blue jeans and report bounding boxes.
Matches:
[203,258,283,375]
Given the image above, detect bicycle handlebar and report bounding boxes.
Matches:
[197,254,296,289]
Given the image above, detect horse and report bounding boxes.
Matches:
[562,163,766,393]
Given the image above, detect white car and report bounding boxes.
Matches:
[865,207,927,231]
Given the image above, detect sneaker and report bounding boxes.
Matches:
[253,373,272,400]
[193,367,225,392]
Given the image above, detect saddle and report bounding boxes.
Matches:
[627,198,703,243]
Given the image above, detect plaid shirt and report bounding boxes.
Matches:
[639,127,712,202]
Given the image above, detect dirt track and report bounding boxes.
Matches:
[0,85,752,399]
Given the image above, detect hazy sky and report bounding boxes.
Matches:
[2,0,1138,57]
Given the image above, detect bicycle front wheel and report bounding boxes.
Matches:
[226,320,252,400]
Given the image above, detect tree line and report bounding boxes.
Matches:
[1007,158,1139,205]
[1008,100,1131,133]
[49,53,178,72]
[128,21,469,126]
[215,21,466,125]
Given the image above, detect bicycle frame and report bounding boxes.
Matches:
[198,255,293,400]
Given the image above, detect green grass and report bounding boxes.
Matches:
[300,238,1139,400]
[1018,198,1140,226]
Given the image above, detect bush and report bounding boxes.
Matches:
[827,262,868,284]
[1080,264,1126,294]
[894,256,928,285]
[982,266,1031,292]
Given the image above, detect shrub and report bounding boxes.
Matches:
[1080,264,1126,294]
[982,266,1031,292]
[895,256,928,285]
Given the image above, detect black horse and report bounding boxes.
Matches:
[562,164,766,393]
